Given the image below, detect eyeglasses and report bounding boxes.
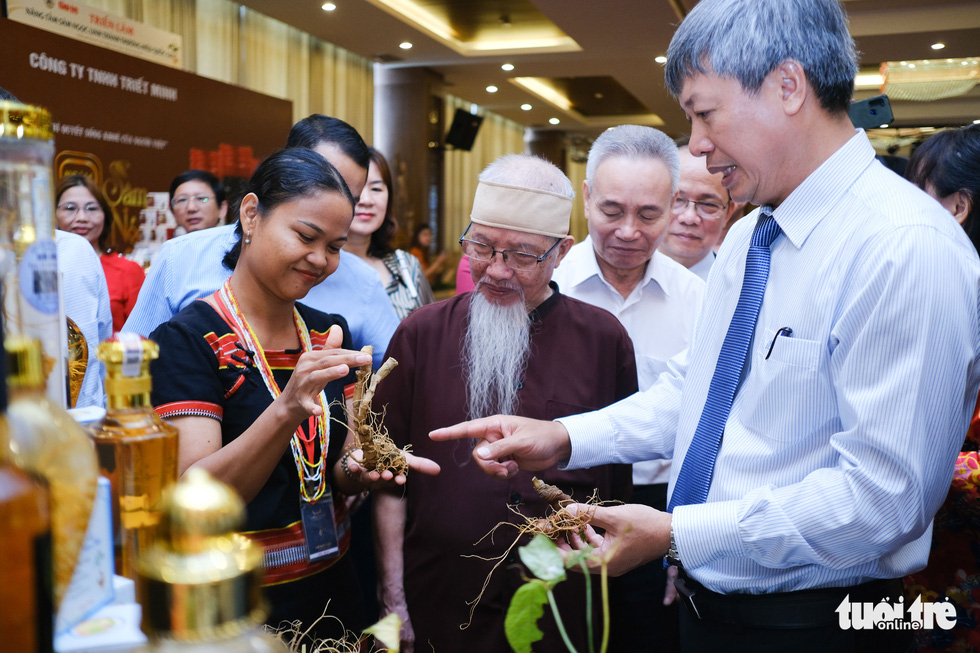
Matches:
[171,195,215,210]
[458,225,562,271]
[57,202,103,217]
[672,195,729,221]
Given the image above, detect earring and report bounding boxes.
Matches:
[245,231,251,245]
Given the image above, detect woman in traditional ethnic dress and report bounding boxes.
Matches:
[149,148,437,642]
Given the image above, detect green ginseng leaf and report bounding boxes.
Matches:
[520,533,567,583]
[505,580,549,653]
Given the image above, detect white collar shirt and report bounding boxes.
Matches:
[561,130,980,593]
[553,238,705,484]
[687,250,715,282]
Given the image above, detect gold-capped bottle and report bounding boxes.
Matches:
[136,469,288,652]
[0,315,55,652]
[5,336,99,611]
[89,333,178,580]
[0,100,67,406]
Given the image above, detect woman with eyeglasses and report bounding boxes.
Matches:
[168,169,228,234]
[343,148,434,320]
[56,174,144,332]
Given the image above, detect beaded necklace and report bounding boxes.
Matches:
[216,278,330,503]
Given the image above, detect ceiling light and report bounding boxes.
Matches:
[879,124,889,128]
[549,117,560,125]
[881,57,980,101]
[655,55,667,64]
[512,77,572,111]
[321,2,336,10]
[486,85,498,93]
[399,41,413,50]
[854,71,884,90]
[931,42,946,50]
[501,63,514,71]
[974,119,980,124]
[521,103,532,111]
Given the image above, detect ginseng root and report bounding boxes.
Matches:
[462,479,600,629]
[348,346,409,477]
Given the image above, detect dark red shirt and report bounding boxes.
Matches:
[376,287,638,653]
[100,252,144,332]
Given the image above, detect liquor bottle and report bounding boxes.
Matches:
[136,468,288,652]
[5,336,99,609]
[0,99,67,406]
[0,315,55,652]
[89,333,178,580]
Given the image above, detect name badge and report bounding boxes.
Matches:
[300,486,340,561]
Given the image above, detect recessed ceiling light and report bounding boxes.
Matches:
[399,41,413,50]
[879,124,889,128]
[907,63,916,68]
[931,42,946,50]
[501,63,515,71]
[655,55,667,64]
[521,103,532,111]
[548,117,560,125]
[321,2,336,10]
[486,85,498,93]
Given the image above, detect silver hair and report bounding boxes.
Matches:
[585,125,681,195]
[478,153,575,199]
[664,0,858,114]
[462,284,531,419]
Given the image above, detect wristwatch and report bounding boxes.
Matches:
[665,524,682,567]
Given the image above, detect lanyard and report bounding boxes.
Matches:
[212,279,330,503]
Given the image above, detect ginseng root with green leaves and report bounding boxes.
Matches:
[465,478,600,628]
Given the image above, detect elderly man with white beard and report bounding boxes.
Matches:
[373,154,638,653]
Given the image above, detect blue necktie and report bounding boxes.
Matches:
[667,208,782,513]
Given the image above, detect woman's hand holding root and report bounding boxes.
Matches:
[344,448,440,488]
[556,503,673,577]
[278,325,371,423]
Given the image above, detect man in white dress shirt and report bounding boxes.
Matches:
[659,139,737,281]
[432,0,980,650]
[552,124,704,651]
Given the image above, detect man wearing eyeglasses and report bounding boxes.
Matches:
[168,169,228,234]
[373,153,637,653]
[660,139,738,281]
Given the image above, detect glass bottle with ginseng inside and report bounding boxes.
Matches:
[5,336,99,616]
[89,332,178,580]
